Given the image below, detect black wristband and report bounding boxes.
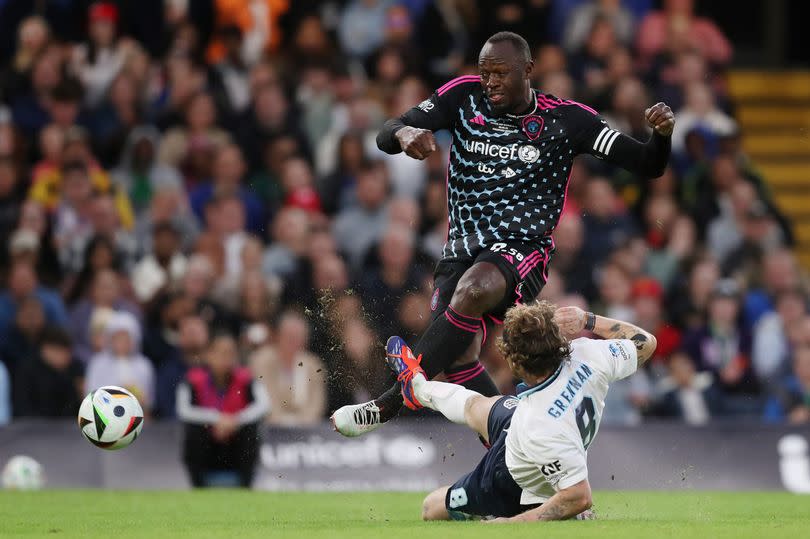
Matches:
[584,312,596,331]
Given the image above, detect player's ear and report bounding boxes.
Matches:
[524,60,534,79]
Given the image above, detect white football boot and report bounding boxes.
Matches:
[331,401,383,437]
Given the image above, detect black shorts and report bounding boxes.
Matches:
[429,241,552,337]
[445,396,537,520]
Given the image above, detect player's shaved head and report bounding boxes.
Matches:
[484,31,532,64]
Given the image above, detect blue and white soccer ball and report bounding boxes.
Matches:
[2,455,45,490]
[78,386,144,450]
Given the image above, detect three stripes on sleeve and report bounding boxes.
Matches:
[592,126,621,157]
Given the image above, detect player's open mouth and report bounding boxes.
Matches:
[488,93,505,104]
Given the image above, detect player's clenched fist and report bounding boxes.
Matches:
[645,102,675,136]
[553,306,587,337]
[396,126,437,160]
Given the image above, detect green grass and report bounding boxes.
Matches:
[0,490,807,538]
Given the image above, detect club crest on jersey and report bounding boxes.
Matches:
[518,145,540,164]
[430,288,440,311]
[522,115,544,140]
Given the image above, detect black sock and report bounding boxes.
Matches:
[417,306,483,378]
[375,383,403,422]
[375,306,483,422]
[445,361,499,396]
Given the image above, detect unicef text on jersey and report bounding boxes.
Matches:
[463,140,540,164]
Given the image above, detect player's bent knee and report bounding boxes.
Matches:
[451,265,506,314]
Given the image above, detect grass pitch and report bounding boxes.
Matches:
[0,490,807,538]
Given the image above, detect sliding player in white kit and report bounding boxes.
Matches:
[385,301,657,522]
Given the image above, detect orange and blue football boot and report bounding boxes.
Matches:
[385,336,425,410]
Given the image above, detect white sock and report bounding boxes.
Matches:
[412,374,480,425]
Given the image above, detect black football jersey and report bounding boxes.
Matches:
[396,76,634,259]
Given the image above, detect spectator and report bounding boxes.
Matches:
[669,256,721,330]
[318,133,367,216]
[636,0,732,66]
[235,270,280,329]
[563,0,635,53]
[131,222,188,305]
[0,16,51,104]
[236,82,308,172]
[333,161,390,270]
[30,127,134,229]
[11,47,63,138]
[112,127,183,214]
[88,71,144,167]
[743,248,802,329]
[649,351,724,425]
[645,213,695,290]
[630,277,682,365]
[580,177,637,267]
[682,279,759,403]
[0,296,45,379]
[552,212,593,298]
[177,331,269,487]
[355,224,422,336]
[70,2,132,107]
[207,0,290,65]
[262,207,310,279]
[250,310,326,426]
[0,260,67,340]
[62,193,138,279]
[329,317,391,407]
[764,346,810,425]
[707,179,759,265]
[278,156,322,214]
[210,25,252,115]
[63,234,124,305]
[13,327,83,418]
[134,184,199,255]
[568,16,619,88]
[722,202,787,282]
[158,92,231,172]
[190,145,266,236]
[155,315,210,419]
[594,262,634,322]
[68,268,141,364]
[338,0,391,60]
[752,289,807,383]
[85,311,155,412]
[671,82,737,153]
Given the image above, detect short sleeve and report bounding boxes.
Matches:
[399,75,479,132]
[523,435,588,492]
[589,339,639,382]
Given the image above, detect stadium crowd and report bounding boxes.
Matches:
[0,0,807,431]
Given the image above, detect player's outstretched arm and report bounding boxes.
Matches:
[485,479,593,523]
[581,102,674,178]
[377,76,476,158]
[553,306,658,366]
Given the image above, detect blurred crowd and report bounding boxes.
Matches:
[0,0,806,432]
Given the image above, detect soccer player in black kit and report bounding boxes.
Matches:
[333,31,674,437]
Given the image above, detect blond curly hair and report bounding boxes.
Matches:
[497,300,571,377]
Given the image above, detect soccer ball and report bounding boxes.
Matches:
[2,455,45,490]
[78,386,144,450]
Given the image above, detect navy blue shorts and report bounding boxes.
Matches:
[444,396,538,520]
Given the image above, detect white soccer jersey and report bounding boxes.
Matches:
[504,338,638,504]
